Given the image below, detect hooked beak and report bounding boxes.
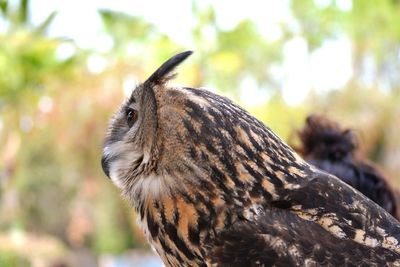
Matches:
[101,155,110,178]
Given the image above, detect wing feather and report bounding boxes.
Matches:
[210,206,400,266]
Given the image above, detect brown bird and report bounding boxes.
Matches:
[101,51,400,266]
[295,114,399,220]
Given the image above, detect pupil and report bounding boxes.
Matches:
[126,109,136,127]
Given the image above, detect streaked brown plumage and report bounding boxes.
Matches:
[101,51,400,266]
[295,114,399,220]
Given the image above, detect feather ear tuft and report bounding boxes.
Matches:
[145,51,193,86]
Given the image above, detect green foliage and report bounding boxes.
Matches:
[290,0,348,50]
[0,251,30,267]
[207,20,284,94]
[290,0,400,89]
[99,10,156,51]
[0,0,8,16]
[0,33,60,107]
[0,0,78,110]
[34,11,57,36]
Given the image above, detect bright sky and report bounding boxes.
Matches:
[27,0,353,105]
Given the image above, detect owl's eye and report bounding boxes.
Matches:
[126,108,137,128]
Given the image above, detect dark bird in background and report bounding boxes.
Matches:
[295,114,399,220]
[101,51,400,266]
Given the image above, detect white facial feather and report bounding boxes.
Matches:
[133,174,165,200]
[104,141,142,189]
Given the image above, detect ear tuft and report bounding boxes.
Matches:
[145,51,193,86]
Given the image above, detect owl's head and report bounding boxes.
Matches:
[101,51,205,201]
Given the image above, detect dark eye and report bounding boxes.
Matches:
[126,108,137,128]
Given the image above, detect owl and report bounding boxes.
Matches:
[101,51,400,266]
[295,114,399,219]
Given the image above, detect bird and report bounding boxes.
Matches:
[295,114,399,220]
[101,51,400,266]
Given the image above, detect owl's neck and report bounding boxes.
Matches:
[136,190,223,266]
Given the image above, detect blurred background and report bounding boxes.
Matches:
[1,0,399,266]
